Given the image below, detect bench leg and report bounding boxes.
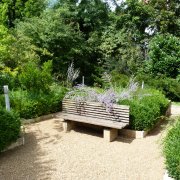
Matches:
[63,121,75,132]
[104,128,118,142]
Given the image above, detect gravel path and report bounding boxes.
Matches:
[171,104,180,117]
[0,117,169,180]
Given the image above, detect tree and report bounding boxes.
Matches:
[149,0,180,36]
[0,0,47,28]
[15,8,86,79]
[99,25,143,75]
[147,33,180,78]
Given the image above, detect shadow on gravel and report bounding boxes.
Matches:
[148,118,176,137]
[116,137,134,144]
[73,123,104,138]
[0,132,56,180]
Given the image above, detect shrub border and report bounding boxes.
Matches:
[119,101,171,139]
[1,128,25,153]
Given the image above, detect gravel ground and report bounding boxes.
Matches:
[171,105,180,117]
[0,117,169,180]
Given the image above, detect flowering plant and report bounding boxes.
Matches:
[65,77,139,112]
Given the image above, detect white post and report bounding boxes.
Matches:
[142,81,144,89]
[3,85,10,111]
[82,76,84,86]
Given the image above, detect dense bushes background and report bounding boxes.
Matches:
[164,118,180,179]
[120,89,169,131]
[0,108,21,151]
[0,0,179,101]
[136,74,180,101]
[10,85,67,119]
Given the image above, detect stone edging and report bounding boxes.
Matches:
[22,112,63,124]
[119,116,167,139]
[2,136,25,153]
[119,129,149,139]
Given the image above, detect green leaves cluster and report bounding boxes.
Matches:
[0,0,179,100]
[0,108,21,152]
[120,89,169,131]
[164,118,180,179]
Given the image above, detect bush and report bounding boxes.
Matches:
[0,67,19,94]
[0,108,21,152]
[10,85,67,119]
[164,118,180,179]
[119,89,169,131]
[148,34,180,78]
[136,74,180,101]
[111,71,129,88]
[18,60,53,93]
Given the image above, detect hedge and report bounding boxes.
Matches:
[119,89,169,131]
[0,108,21,152]
[10,85,67,119]
[164,118,180,180]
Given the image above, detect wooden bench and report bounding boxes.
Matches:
[62,99,130,141]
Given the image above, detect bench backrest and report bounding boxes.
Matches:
[62,99,129,124]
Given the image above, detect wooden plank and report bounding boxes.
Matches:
[62,110,129,123]
[63,104,129,113]
[62,107,129,117]
[63,100,129,110]
[62,109,129,120]
[62,113,128,129]
[63,104,129,112]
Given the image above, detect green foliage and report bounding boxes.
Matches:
[149,0,180,36]
[0,108,21,152]
[111,71,129,88]
[136,74,180,101]
[15,8,86,78]
[19,61,53,93]
[147,34,180,78]
[0,0,47,27]
[164,118,180,179]
[0,24,14,66]
[10,85,67,119]
[0,67,19,94]
[120,89,169,130]
[99,26,143,74]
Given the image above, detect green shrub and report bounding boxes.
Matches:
[120,89,169,130]
[0,108,21,152]
[10,85,67,119]
[111,71,129,88]
[18,60,53,93]
[0,67,19,94]
[148,34,180,78]
[136,74,180,101]
[164,118,180,179]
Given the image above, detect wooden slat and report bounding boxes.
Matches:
[62,111,129,123]
[61,113,128,129]
[62,104,129,113]
[62,108,129,121]
[63,100,129,110]
[62,100,130,126]
[62,107,129,117]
